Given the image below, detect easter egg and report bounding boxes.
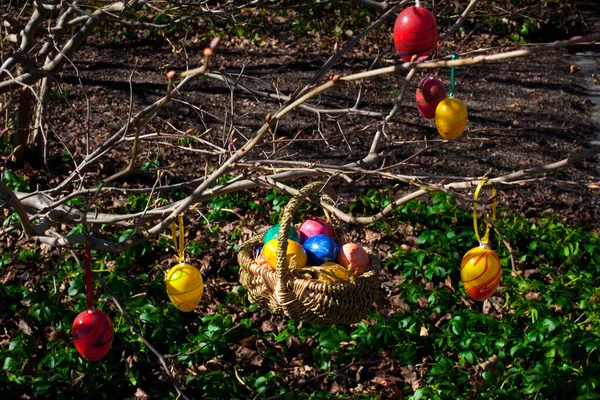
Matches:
[316,262,350,283]
[263,238,307,269]
[394,6,438,62]
[263,224,301,244]
[166,263,204,312]
[416,78,446,119]
[337,243,371,276]
[298,216,334,242]
[435,98,468,140]
[72,309,113,361]
[254,245,263,259]
[460,246,502,301]
[303,234,340,265]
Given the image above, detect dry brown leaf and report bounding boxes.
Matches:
[480,355,500,376]
[250,354,264,366]
[419,326,429,337]
[261,319,275,332]
[239,335,256,348]
[444,276,455,291]
[364,228,382,243]
[18,320,33,335]
[389,295,410,312]
[371,374,401,387]
[134,388,150,400]
[525,292,542,301]
[434,313,452,327]
[400,366,420,391]
[329,381,343,395]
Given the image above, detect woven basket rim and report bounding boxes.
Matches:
[239,233,380,292]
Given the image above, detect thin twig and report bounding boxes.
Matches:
[94,274,191,400]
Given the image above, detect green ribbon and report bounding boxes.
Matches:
[449,54,457,98]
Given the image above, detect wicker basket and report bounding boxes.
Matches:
[237,182,380,325]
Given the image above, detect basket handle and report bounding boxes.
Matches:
[275,181,335,286]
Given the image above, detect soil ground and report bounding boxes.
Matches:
[38,19,600,234]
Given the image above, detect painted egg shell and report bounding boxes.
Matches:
[263,238,307,269]
[394,6,438,62]
[254,245,263,259]
[298,217,334,242]
[263,224,301,244]
[72,309,114,361]
[416,78,446,119]
[303,234,340,265]
[435,98,468,140]
[166,263,204,312]
[336,243,371,276]
[460,246,502,301]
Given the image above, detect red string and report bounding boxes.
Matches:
[84,246,94,310]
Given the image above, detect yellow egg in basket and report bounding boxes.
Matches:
[262,239,307,269]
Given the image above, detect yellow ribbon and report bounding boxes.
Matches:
[473,178,497,245]
[170,215,185,263]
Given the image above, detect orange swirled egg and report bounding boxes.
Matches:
[460,246,502,301]
[435,98,468,140]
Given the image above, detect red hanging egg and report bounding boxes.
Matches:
[72,309,114,361]
[416,77,446,119]
[394,6,438,62]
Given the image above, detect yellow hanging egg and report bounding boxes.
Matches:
[460,246,501,301]
[262,239,307,269]
[165,263,204,312]
[435,98,468,140]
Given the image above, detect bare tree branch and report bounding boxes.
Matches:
[439,0,481,42]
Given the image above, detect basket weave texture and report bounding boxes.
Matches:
[237,182,380,325]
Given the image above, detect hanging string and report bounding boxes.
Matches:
[84,245,94,310]
[415,0,420,6]
[473,178,497,246]
[449,54,457,98]
[426,40,441,77]
[170,215,185,263]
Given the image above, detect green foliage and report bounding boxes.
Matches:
[468,0,586,43]
[2,192,600,398]
[2,170,30,192]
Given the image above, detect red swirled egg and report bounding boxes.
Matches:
[394,6,438,62]
[460,246,502,301]
[435,97,468,140]
[72,309,114,361]
[416,78,446,119]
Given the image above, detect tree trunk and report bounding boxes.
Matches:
[9,68,34,166]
